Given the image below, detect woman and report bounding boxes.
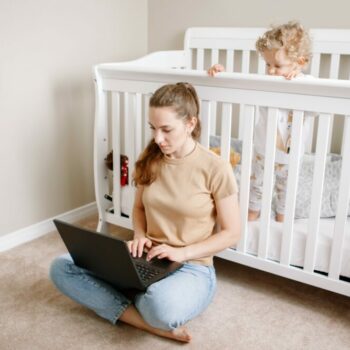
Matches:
[50,82,241,342]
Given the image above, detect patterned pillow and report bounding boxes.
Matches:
[209,136,350,218]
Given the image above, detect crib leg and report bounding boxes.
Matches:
[97,218,108,233]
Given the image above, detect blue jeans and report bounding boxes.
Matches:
[49,254,216,330]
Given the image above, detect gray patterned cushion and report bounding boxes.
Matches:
[209,136,350,218]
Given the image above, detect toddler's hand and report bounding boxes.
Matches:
[207,64,225,76]
[283,70,299,80]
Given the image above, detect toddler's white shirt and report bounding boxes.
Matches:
[253,74,315,164]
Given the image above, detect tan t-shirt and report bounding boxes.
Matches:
[142,142,238,265]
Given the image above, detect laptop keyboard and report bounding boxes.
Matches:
[135,263,162,282]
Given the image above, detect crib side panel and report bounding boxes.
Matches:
[94,67,350,296]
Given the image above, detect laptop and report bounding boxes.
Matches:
[53,219,183,291]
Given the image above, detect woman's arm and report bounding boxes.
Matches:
[146,193,241,262]
[183,193,241,261]
[132,186,147,238]
[129,186,152,257]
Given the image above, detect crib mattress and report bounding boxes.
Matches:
[246,218,350,278]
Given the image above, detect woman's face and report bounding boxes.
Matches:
[149,106,193,159]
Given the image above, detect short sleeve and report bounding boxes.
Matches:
[210,160,238,201]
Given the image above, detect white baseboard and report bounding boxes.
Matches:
[0,202,97,253]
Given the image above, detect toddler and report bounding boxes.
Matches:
[208,21,314,222]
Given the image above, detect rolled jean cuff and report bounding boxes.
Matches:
[111,299,132,325]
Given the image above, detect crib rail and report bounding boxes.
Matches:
[184,27,350,152]
[185,27,350,78]
[94,65,350,296]
[184,27,265,73]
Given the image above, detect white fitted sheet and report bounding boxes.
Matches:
[246,217,350,278]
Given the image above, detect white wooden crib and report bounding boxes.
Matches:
[93,27,350,297]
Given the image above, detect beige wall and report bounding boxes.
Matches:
[148,0,350,51]
[0,0,147,236]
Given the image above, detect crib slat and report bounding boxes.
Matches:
[196,49,204,70]
[311,53,321,77]
[238,50,250,139]
[327,116,334,153]
[237,105,255,252]
[304,113,331,272]
[124,93,135,181]
[326,55,340,153]
[241,50,250,73]
[341,116,349,156]
[121,92,133,157]
[220,103,232,161]
[330,54,340,79]
[226,50,234,72]
[258,108,278,259]
[340,63,350,153]
[304,117,315,153]
[134,93,142,161]
[94,88,110,232]
[329,118,350,279]
[238,105,245,139]
[200,100,211,148]
[187,49,193,69]
[211,49,219,67]
[257,57,265,74]
[280,111,304,265]
[326,54,336,148]
[210,101,217,135]
[143,95,151,149]
[112,92,122,217]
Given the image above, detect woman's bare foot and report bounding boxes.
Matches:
[144,323,192,343]
[119,305,192,342]
[171,327,192,342]
[248,209,260,221]
[133,322,192,343]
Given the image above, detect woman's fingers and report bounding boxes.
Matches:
[156,252,168,259]
[137,240,144,258]
[147,244,174,261]
[131,239,139,257]
[129,238,153,258]
[146,244,165,261]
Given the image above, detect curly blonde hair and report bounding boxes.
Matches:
[256,21,311,63]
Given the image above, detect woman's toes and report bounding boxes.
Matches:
[172,327,192,342]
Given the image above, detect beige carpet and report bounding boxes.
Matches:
[0,215,349,350]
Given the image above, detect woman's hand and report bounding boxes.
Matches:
[127,237,153,258]
[146,244,187,263]
[207,63,225,76]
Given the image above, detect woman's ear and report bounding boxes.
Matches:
[187,116,197,132]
